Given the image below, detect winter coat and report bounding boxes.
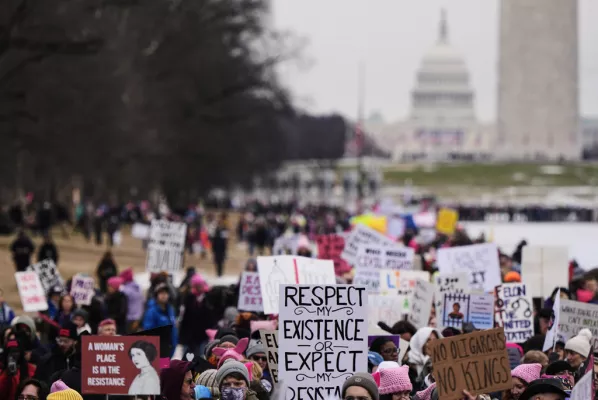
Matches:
[96,259,118,293]
[105,291,128,333]
[121,281,144,321]
[0,363,36,400]
[142,300,178,354]
[34,346,76,385]
[178,293,218,349]
[0,303,15,329]
[37,242,59,264]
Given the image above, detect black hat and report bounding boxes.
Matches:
[545,360,575,376]
[58,323,78,340]
[519,378,568,400]
[154,283,170,296]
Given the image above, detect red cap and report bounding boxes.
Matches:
[99,319,116,327]
[6,340,18,349]
[59,329,70,338]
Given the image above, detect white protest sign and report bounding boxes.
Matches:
[257,256,336,315]
[379,270,430,313]
[273,235,300,255]
[495,283,534,343]
[341,224,396,264]
[27,259,64,293]
[70,274,95,306]
[238,271,263,312]
[368,295,406,332]
[146,220,187,273]
[278,285,368,400]
[131,223,150,239]
[437,243,501,293]
[522,246,569,298]
[355,246,417,295]
[408,279,435,329]
[556,299,598,349]
[434,273,469,325]
[441,293,494,330]
[15,272,48,312]
[570,368,593,400]
[543,290,561,352]
[260,330,279,383]
[353,269,380,293]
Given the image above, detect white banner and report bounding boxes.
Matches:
[495,283,534,343]
[238,271,263,312]
[278,285,368,400]
[437,243,501,293]
[15,272,48,312]
[556,299,598,350]
[368,295,406,332]
[570,368,593,400]
[341,225,396,264]
[146,220,187,273]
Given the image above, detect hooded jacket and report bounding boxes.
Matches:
[121,280,144,321]
[160,360,191,400]
[142,300,178,353]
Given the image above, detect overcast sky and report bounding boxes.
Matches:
[272,0,598,123]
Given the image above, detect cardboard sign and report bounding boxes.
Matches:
[257,256,336,314]
[71,274,95,306]
[495,283,534,343]
[437,243,501,293]
[238,271,263,312]
[82,336,161,395]
[431,328,512,400]
[315,234,350,275]
[27,259,64,293]
[441,293,494,330]
[408,279,435,329]
[556,299,598,349]
[260,330,279,383]
[146,220,187,273]
[278,285,368,400]
[570,367,593,400]
[341,225,396,264]
[436,208,459,235]
[368,295,406,332]
[521,246,569,298]
[15,272,48,312]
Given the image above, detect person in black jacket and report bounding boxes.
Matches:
[10,230,35,272]
[34,324,78,385]
[210,213,229,277]
[105,277,128,334]
[37,234,59,265]
[96,251,118,294]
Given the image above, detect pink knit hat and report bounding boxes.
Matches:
[414,382,436,400]
[107,276,123,290]
[379,366,412,395]
[511,363,542,384]
[212,337,249,368]
[50,380,69,393]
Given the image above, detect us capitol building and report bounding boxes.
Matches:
[365,11,495,162]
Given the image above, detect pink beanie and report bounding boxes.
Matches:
[250,320,277,333]
[379,366,412,395]
[212,338,249,368]
[414,382,436,400]
[511,363,542,384]
[50,380,69,393]
[107,276,123,290]
[191,274,209,294]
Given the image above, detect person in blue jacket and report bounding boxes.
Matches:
[142,283,178,355]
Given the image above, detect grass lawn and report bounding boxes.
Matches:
[382,163,598,187]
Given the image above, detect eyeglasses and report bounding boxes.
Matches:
[393,393,411,400]
[251,356,267,362]
[344,397,371,400]
[183,378,194,385]
[18,396,38,400]
[381,347,398,355]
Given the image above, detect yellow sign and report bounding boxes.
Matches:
[436,208,459,235]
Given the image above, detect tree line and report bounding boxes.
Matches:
[0,0,371,205]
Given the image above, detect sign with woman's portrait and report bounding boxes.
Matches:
[82,336,161,395]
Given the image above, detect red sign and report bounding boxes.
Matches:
[82,336,161,395]
[315,234,350,275]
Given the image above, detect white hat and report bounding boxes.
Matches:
[565,328,592,356]
[377,361,401,371]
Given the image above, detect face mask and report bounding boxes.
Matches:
[221,387,246,400]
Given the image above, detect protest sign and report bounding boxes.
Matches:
[543,290,561,352]
[434,273,469,323]
[379,270,430,313]
[368,295,406,332]
[315,234,350,275]
[146,220,187,273]
[260,330,279,383]
[556,299,598,349]
[436,208,459,235]
[278,285,368,400]
[431,328,511,400]
[353,269,381,293]
[27,259,64,293]
[341,224,396,264]
[437,243,501,292]
[522,246,569,298]
[441,293,494,330]
[238,271,263,312]
[408,279,435,329]
[15,272,48,312]
[82,336,161,395]
[257,256,336,314]
[571,368,593,400]
[131,223,150,240]
[495,283,534,343]
[272,235,301,255]
[71,274,95,306]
